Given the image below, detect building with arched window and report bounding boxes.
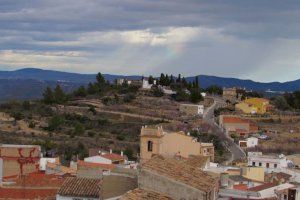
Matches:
[140,126,214,163]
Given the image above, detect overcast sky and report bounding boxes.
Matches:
[0,0,299,82]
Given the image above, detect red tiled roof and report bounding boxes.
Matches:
[223,116,250,124]
[0,171,64,200]
[248,183,277,192]
[58,177,102,198]
[13,171,64,187]
[233,184,248,191]
[0,188,58,199]
[101,153,125,162]
[78,160,116,170]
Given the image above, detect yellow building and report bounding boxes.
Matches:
[140,126,214,163]
[235,102,258,114]
[241,166,265,182]
[236,98,269,114]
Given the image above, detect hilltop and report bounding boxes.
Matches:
[0,68,299,101]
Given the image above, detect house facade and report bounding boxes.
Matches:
[239,137,258,149]
[179,104,204,116]
[236,98,270,114]
[248,152,289,171]
[219,115,259,137]
[140,126,214,163]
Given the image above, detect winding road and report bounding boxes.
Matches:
[203,96,246,164]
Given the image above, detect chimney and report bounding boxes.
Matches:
[110,149,112,154]
[121,151,123,156]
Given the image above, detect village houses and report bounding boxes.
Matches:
[140,126,215,163]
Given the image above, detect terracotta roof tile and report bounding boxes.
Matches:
[121,188,173,200]
[58,177,102,198]
[78,160,116,170]
[101,153,125,162]
[0,188,58,199]
[248,183,277,192]
[223,116,250,124]
[142,155,218,192]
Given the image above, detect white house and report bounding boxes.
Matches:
[247,152,289,172]
[142,78,156,89]
[84,150,126,165]
[179,104,204,116]
[239,137,258,149]
[39,157,58,171]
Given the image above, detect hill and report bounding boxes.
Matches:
[0,68,299,101]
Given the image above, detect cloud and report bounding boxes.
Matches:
[0,0,299,81]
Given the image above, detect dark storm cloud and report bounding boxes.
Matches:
[0,0,299,81]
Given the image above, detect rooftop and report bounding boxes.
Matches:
[57,177,102,198]
[78,160,115,170]
[101,153,126,162]
[121,188,173,200]
[222,116,250,124]
[248,183,277,192]
[142,155,218,192]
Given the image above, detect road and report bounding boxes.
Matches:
[203,96,246,164]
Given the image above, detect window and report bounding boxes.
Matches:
[274,164,277,168]
[259,162,262,167]
[147,141,153,152]
[266,163,270,168]
[252,162,256,166]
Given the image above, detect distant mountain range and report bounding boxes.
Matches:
[0,68,299,101]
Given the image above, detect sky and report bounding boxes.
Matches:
[0,0,300,82]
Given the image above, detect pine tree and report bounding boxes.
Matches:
[54,85,66,104]
[176,74,182,83]
[96,72,106,86]
[159,73,166,86]
[148,76,154,84]
[43,87,54,104]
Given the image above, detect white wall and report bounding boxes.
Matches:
[84,155,112,164]
[246,137,258,148]
[39,158,57,171]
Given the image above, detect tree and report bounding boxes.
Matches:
[74,86,87,97]
[22,101,31,110]
[87,82,99,94]
[194,76,199,89]
[274,96,290,110]
[151,85,164,97]
[176,74,182,83]
[148,76,154,84]
[206,85,223,95]
[48,115,65,131]
[43,87,54,104]
[190,88,203,103]
[96,72,106,85]
[159,73,166,86]
[124,147,134,159]
[73,122,85,136]
[54,85,66,104]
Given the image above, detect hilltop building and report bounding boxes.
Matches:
[219,115,259,137]
[142,77,157,89]
[235,98,270,115]
[140,126,214,163]
[179,103,204,116]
